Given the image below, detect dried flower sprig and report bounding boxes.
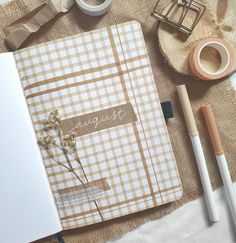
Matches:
[43,110,61,132]
[38,134,55,149]
[63,132,77,152]
[37,110,104,220]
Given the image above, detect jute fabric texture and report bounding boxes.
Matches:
[0,1,236,242]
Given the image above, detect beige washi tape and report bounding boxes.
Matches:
[76,0,112,16]
[189,37,234,80]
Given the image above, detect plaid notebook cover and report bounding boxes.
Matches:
[14,21,182,230]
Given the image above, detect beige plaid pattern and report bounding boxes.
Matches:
[14,21,182,230]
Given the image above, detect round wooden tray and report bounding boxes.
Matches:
[157,0,236,77]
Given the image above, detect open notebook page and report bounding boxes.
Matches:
[0,53,62,243]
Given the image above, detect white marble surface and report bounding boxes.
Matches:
[0,0,236,242]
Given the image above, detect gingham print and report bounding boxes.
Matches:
[14,21,182,230]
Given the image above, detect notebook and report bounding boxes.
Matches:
[0,21,182,243]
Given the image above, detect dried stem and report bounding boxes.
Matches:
[53,141,104,220]
[57,129,74,172]
[73,151,104,221]
[38,110,104,221]
[45,149,84,185]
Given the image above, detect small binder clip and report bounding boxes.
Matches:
[161,101,174,120]
[151,0,206,36]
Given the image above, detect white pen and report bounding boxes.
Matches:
[202,104,236,227]
[177,85,219,223]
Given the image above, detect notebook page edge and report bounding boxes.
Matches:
[0,52,62,243]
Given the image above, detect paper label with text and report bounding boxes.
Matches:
[61,103,137,137]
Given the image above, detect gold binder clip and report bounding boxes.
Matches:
[151,0,206,36]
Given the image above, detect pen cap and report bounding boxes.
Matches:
[177,85,198,136]
[201,104,224,155]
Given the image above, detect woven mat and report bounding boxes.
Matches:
[0,1,236,242]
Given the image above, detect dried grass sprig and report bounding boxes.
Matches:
[37,110,104,220]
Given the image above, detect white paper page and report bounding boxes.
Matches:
[0,53,62,243]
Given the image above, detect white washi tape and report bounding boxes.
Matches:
[76,0,112,16]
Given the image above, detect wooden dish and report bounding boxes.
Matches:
[157,0,236,77]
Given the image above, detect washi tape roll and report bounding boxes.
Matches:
[76,0,112,16]
[189,37,234,80]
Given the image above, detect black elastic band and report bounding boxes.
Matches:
[55,233,65,243]
[161,101,174,120]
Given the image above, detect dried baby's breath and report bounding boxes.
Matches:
[37,110,104,220]
[42,110,61,132]
[38,134,55,149]
[63,132,77,152]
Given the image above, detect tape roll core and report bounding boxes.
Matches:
[189,37,234,80]
[76,0,112,16]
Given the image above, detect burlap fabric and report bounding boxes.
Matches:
[0,1,236,242]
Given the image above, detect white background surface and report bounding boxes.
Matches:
[109,183,236,243]
[0,0,236,242]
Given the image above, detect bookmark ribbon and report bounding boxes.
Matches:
[3,0,74,51]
